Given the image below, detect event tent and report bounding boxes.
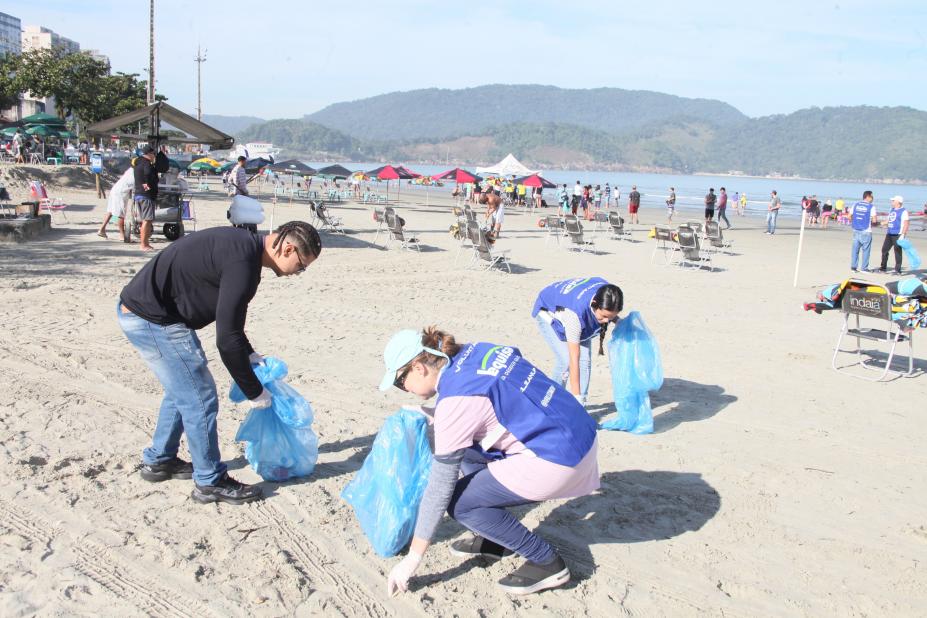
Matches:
[86,101,234,148]
[475,153,538,177]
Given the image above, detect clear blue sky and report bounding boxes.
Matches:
[10,0,927,120]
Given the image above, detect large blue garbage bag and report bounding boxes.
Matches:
[229,357,318,482]
[897,238,922,270]
[601,311,664,434]
[341,408,432,557]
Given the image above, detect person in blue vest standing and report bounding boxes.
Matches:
[849,190,878,272]
[531,277,624,405]
[879,195,910,274]
[379,327,600,597]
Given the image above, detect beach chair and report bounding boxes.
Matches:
[564,216,596,253]
[651,225,678,265]
[452,207,475,263]
[181,198,197,233]
[607,212,631,241]
[676,226,713,270]
[685,220,705,236]
[315,202,345,234]
[372,207,387,245]
[705,221,733,254]
[385,209,420,251]
[832,285,915,381]
[29,181,68,222]
[544,215,565,246]
[466,221,511,272]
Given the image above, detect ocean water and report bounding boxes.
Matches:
[306,161,927,218]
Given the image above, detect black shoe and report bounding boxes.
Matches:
[497,555,570,595]
[450,535,514,562]
[191,473,263,505]
[878,267,887,273]
[139,457,194,482]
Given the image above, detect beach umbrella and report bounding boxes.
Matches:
[167,158,182,170]
[218,161,236,172]
[316,163,353,180]
[25,125,60,138]
[268,159,316,175]
[515,173,557,189]
[1,126,18,137]
[192,157,222,167]
[434,167,482,184]
[245,157,273,173]
[367,164,420,201]
[188,161,219,172]
[21,112,66,126]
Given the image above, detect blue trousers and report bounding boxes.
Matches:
[447,449,556,565]
[850,230,873,270]
[536,315,591,402]
[117,302,226,485]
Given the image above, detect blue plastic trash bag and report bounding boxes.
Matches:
[341,408,432,557]
[897,238,922,270]
[601,311,664,434]
[229,357,318,482]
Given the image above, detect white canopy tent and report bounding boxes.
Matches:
[475,153,538,177]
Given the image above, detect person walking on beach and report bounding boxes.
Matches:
[849,190,877,272]
[379,327,600,596]
[704,188,716,225]
[628,185,641,224]
[532,277,624,406]
[731,191,739,216]
[717,187,732,229]
[118,222,322,505]
[739,192,747,215]
[133,146,162,252]
[879,195,909,274]
[604,182,611,208]
[558,184,569,214]
[666,187,676,222]
[479,188,504,238]
[230,156,249,196]
[766,190,781,234]
[572,180,582,215]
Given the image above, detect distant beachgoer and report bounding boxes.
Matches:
[835,197,848,224]
[766,190,781,234]
[479,190,504,238]
[571,181,582,215]
[558,184,569,213]
[704,188,716,225]
[849,190,877,272]
[732,192,739,214]
[739,192,747,215]
[821,199,834,228]
[379,327,599,597]
[604,182,611,208]
[628,185,641,224]
[879,195,909,274]
[593,185,602,211]
[581,185,590,217]
[532,277,624,406]
[666,187,676,222]
[230,156,249,196]
[717,187,731,229]
[809,195,821,225]
[534,186,543,210]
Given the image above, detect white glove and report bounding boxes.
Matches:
[386,550,422,597]
[248,352,265,366]
[249,388,272,410]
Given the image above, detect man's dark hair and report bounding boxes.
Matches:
[772,190,777,196]
[238,156,247,162]
[720,187,726,191]
[863,190,873,199]
[273,221,322,259]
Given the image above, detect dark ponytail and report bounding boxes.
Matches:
[592,284,624,356]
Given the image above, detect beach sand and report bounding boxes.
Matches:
[1,172,925,616]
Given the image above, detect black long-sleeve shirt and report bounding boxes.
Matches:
[134,156,160,199]
[120,227,265,399]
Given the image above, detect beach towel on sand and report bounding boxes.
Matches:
[341,408,432,557]
[229,357,318,482]
[601,312,664,434]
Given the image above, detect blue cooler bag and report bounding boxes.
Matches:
[230,357,318,481]
[341,408,432,557]
[602,311,664,434]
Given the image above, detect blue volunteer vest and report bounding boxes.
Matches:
[531,277,609,342]
[886,207,905,235]
[851,201,874,231]
[436,343,597,467]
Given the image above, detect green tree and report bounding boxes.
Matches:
[16,47,110,119]
[0,52,20,113]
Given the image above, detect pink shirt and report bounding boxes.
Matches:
[434,395,600,501]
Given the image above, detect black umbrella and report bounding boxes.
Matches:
[316,163,353,180]
[245,157,274,173]
[269,159,316,175]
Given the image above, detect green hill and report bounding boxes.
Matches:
[202,114,266,135]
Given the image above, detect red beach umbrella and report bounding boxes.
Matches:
[515,173,557,189]
[434,167,483,184]
[367,164,420,200]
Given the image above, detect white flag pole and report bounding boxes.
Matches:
[793,207,807,287]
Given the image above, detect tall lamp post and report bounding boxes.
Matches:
[147,0,155,104]
[194,45,207,121]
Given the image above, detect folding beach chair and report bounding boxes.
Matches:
[452,207,475,263]
[29,181,68,222]
[832,285,915,381]
[676,226,713,270]
[315,202,345,234]
[607,212,631,241]
[564,216,596,253]
[466,221,511,272]
[372,207,387,245]
[544,215,565,246]
[385,209,419,251]
[651,225,677,265]
[705,221,733,254]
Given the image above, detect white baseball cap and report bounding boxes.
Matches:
[891,195,904,204]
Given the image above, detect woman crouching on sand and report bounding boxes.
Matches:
[379,327,599,596]
[531,277,623,406]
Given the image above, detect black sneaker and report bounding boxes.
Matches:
[139,457,193,482]
[497,555,570,595]
[450,536,514,562]
[191,473,263,505]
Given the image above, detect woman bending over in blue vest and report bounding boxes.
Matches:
[379,326,600,596]
[532,277,624,405]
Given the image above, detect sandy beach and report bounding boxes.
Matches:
[1,167,925,616]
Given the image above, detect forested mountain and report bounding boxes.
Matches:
[304,84,746,141]
[202,114,266,136]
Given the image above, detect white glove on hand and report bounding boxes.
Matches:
[249,388,272,410]
[386,551,422,597]
[248,352,265,366]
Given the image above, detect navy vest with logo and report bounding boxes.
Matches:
[886,207,905,235]
[851,201,874,231]
[437,342,597,467]
[531,277,609,342]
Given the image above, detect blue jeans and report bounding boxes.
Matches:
[536,315,591,401]
[447,449,556,565]
[766,209,778,233]
[850,231,873,270]
[117,301,226,485]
